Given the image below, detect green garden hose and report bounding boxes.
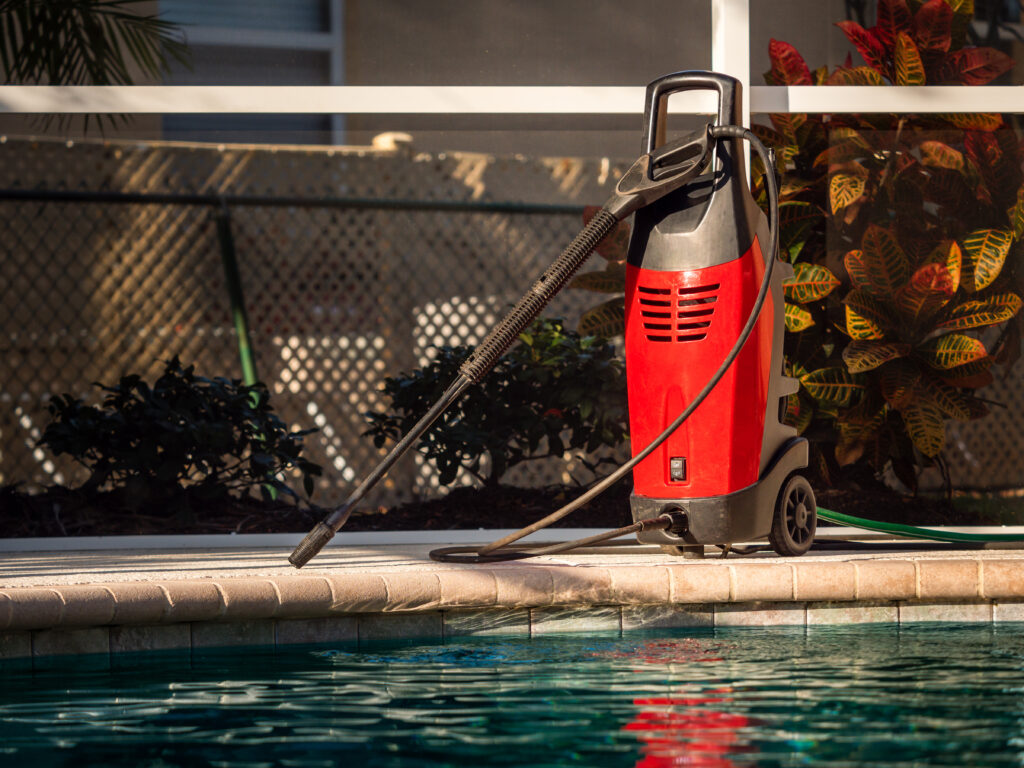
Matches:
[816,507,1024,544]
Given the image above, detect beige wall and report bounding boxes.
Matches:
[1,1,861,156]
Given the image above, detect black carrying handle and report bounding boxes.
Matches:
[642,71,741,155]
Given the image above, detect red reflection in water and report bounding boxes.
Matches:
[615,641,754,768]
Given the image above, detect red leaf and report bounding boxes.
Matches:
[914,262,956,296]
[913,0,953,53]
[876,0,913,49]
[835,21,890,78]
[936,47,1014,85]
[768,39,812,85]
[964,129,1024,203]
[942,369,995,389]
[966,130,1001,168]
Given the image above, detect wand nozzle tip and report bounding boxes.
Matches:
[289,522,336,568]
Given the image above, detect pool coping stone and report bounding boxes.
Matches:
[3,538,1024,661]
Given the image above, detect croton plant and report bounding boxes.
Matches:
[572,0,1023,491]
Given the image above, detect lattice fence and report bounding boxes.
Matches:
[2,136,1024,505]
[0,138,626,506]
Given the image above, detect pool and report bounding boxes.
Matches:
[2,625,1024,766]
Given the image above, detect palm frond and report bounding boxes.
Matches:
[0,0,191,133]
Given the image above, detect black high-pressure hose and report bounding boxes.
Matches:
[288,125,767,569]
[287,210,621,567]
[430,126,780,564]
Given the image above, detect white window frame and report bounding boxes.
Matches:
[0,1,1021,123]
[158,0,346,140]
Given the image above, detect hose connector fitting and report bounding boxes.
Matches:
[657,511,689,536]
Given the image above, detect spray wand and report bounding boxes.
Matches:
[288,128,718,568]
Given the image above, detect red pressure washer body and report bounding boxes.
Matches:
[624,72,812,556]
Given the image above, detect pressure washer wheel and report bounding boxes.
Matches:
[769,473,816,557]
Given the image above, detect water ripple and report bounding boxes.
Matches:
[2,625,1024,766]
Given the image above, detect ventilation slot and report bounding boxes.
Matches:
[678,308,714,319]
[678,283,719,295]
[678,296,717,307]
[638,283,720,342]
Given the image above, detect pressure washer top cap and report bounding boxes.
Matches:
[641,71,742,155]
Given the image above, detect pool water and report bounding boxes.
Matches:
[3,624,1024,767]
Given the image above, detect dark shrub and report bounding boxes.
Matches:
[364,318,628,487]
[40,357,321,511]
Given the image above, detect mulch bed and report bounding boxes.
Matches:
[0,481,964,538]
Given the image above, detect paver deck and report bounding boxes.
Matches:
[2,530,1024,664]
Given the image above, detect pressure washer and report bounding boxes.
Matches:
[288,70,1023,569]
[287,70,814,567]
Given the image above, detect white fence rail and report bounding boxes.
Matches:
[1,85,1022,116]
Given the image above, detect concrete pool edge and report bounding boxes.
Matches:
[4,599,1024,668]
[3,548,1024,664]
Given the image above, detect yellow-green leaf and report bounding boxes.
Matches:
[843,290,889,339]
[783,392,814,435]
[921,378,971,422]
[859,225,910,297]
[770,112,807,141]
[778,201,819,260]
[938,113,1003,131]
[901,399,945,457]
[842,340,910,373]
[829,170,867,214]
[937,293,1022,331]
[844,249,871,292]
[927,240,961,295]
[780,179,813,199]
[962,228,1012,292]
[774,145,799,175]
[836,401,887,467]
[800,367,864,407]
[845,305,885,339]
[1009,184,1024,241]
[918,333,988,369]
[895,32,926,85]
[751,123,788,149]
[826,66,886,85]
[568,264,626,294]
[813,127,872,168]
[784,303,815,332]
[835,436,865,467]
[578,298,624,338]
[879,359,921,409]
[783,262,840,304]
[920,141,966,173]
